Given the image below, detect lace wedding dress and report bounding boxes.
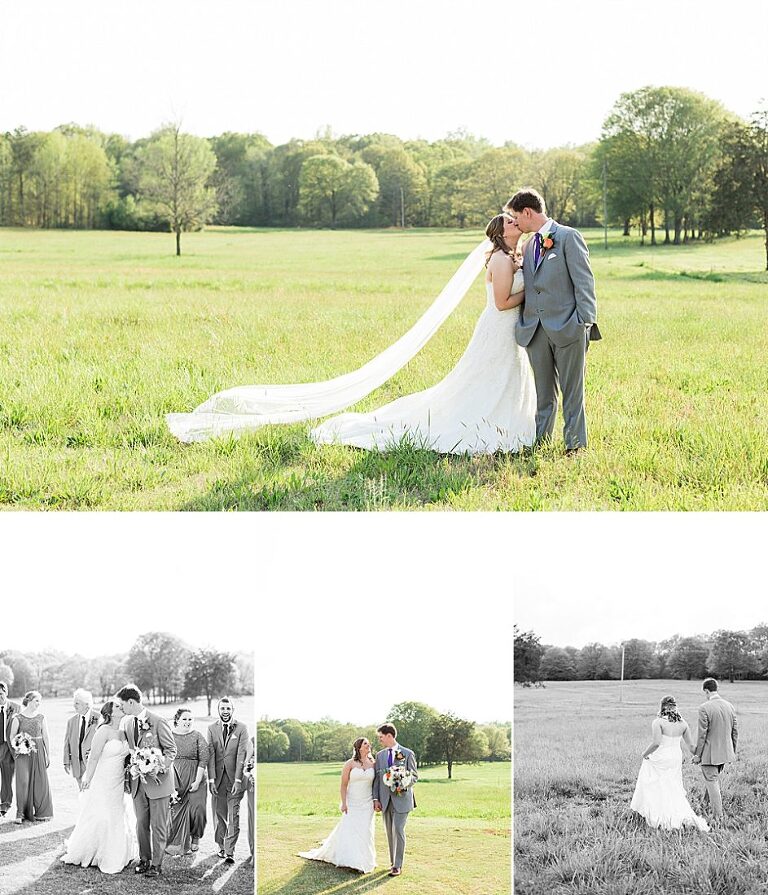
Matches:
[630,735,710,831]
[312,275,535,453]
[61,738,139,873]
[299,767,376,873]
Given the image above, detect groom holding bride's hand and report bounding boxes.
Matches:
[373,723,417,878]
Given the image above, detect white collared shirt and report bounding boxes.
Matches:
[537,218,554,237]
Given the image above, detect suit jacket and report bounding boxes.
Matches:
[207,720,248,792]
[63,709,101,780]
[373,745,418,814]
[0,700,21,760]
[516,221,601,349]
[125,710,177,799]
[696,694,738,765]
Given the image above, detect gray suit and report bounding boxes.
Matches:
[695,694,738,818]
[63,709,101,784]
[207,720,249,856]
[0,699,21,813]
[373,745,418,870]
[516,221,600,449]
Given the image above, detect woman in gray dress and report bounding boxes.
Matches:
[9,691,53,823]
[167,708,209,855]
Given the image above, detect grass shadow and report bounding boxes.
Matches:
[0,824,73,859]
[261,863,393,895]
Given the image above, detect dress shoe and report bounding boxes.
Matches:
[145,865,162,878]
[134,860,149,874]
[225,855,235,864]
[217,848,226,859]
[389,867,401,876]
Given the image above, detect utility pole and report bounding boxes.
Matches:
[620,642,626,703]
[603,159,608,250]
[400,185,405,229]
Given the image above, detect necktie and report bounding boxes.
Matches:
[0,707,5,745]
[78,715,86,761]
[387,748,393,767]
[223,723,230,744]
[534,232,542,268]
[134,717,139,745]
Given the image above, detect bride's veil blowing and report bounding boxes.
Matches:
[166,240,491,443]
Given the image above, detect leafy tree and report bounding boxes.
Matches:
[0,651,35,696]
[707,630,754,683]
[576,642,617,680]
[257,722,289,761]
[621,639,656,679]
[481,724,511,761]
[183,647,236,716]
[427,712,477,779]
[126,632,190,703]
[539,646,577,681]
[668,636,710,680]
[138,123,218,255]
[298,155,378,227]
[388,701,439,760]
[0,663,13,691]
[514,627,544,685]
[277,719,312,761]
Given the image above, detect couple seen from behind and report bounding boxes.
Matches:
[631,677,738,832]
[299,723,418,878]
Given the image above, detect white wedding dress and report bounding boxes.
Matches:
[299,767,376,873]
[630,735,710,831]
[61,738,139,874]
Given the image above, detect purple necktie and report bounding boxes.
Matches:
[387,748,393,767]
[534,233,542,268]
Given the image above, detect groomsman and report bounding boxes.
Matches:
[63,689,101,790]
[0,682,20,816]
[207,698,249,864]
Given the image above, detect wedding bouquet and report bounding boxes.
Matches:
[11,732,37,755]
[129,747,166,784]
[382,764,414,796]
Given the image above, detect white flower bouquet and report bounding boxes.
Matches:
[11,732,37,755]
[129,747,166,784]
[382,764,414,796]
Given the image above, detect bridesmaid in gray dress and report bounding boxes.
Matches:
[167,708,209,855]
[9,691,53,823]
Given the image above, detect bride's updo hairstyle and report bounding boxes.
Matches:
[658,696,683,723]
[352,737,370,763]
[100,699,116,726]
[22,690,42,707]
[485,214,515,267]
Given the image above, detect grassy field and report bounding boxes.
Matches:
[1,226,767,510]
[514,679,768,894]
[258,760,511,895]
[0,695,254,895]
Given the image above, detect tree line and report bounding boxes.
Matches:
[514,624,768,685]
[258,700,510,779]
[0,632,253,715]
[2,87,766,265]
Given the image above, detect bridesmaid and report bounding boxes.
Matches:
[166,708,209,855]
[9,691,53,823]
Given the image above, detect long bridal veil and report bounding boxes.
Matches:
[166,240,491,443]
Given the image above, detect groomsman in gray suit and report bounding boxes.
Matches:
[373,723,418,878]
[692,677,738,821]
[0,682,21,816]
[63,688,101,790]
[208,698,249,864]
[506,188,601,452]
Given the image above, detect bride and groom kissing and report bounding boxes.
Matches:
[631,678,738,832]
[299,723,418,877]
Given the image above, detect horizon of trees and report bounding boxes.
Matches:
[257,700,510,778]
[514,624,768,686]
[1,87,766,264]
[0,633,253,712]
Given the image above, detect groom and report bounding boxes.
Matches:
[506,188,600,452]
[692,677,738,821]
[117,685,177,878]
[373,723,418,878]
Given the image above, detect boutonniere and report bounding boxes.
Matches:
[395,750,405,762]
[540,231,554,252]
[88,714,99,727]
[139,720,152,732]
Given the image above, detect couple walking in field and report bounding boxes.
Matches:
[168,188,600,456]
[631,677,738,831]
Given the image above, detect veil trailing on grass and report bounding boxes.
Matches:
[166,240,491,443]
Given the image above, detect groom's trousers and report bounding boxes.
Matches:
[214,771,244,855]
[701,764,725,817]
[0,746,14,812]
[134,790,170,866]
[525,325,587,450]
[382,804,408,869]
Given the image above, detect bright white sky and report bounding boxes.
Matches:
[514,515,767,648]
[1,0,766,148]
[2,515,512,725]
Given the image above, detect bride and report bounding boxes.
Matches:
[167,214,536,453]
[630,696,709,832]
[298,737,376,873]
[61,699,139,874]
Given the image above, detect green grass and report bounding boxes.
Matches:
[258,761,510,895]
[514,679,768,894]
[0,695,254,895]
[1,226,767,510]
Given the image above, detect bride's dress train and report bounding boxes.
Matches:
[311,276,535,453]
[298,767,376,873]
[630,735,709,831]
[61,739,139,873]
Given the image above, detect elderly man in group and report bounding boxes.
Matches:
[0,681,21,816]
[207,697,249,864]
[63,688,101,790]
